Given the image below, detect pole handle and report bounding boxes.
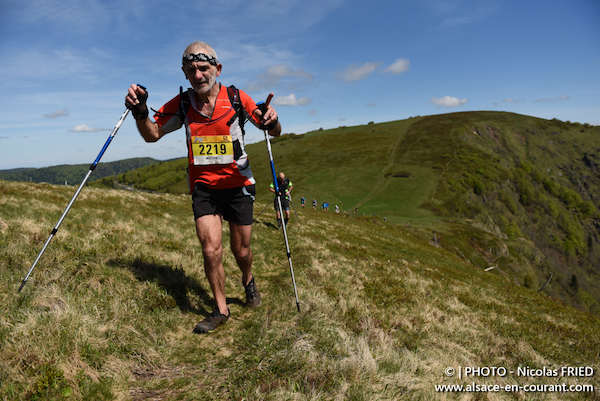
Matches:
[264,93,273,108]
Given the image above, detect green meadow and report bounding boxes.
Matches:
[2,179,599,400]
[2,111,600,399]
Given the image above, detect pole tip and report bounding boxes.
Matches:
[17,280,27,293]
[296,302,300,312]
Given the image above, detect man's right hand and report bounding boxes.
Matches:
[124,84,164,143]
[125,84,149,120]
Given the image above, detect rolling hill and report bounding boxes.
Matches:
[0,158,160,186]
[90,111,600,316]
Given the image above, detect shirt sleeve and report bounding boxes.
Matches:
[153,94,184,134]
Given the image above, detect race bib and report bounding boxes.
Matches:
[191,135,234,165]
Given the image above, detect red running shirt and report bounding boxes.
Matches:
[154,85,260,192]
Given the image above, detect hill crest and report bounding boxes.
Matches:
[66,112,600,315]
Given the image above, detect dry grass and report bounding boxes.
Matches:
[1,180,599,400]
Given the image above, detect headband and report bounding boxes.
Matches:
[182,52,218,67]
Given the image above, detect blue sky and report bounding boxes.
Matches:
[0,0,598,170]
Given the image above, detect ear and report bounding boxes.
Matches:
[215,63,222,77]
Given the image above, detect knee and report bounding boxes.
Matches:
[202,242,222,262]
[232,244,251,261]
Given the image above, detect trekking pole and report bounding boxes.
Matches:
[18,108,131,293]
[259,95,300,312]
[254,196,276,222]
[289,199,301,224]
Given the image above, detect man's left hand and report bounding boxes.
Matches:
[255,93,279,131]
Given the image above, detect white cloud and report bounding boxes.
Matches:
[337,62,379,82]
[421,0,501,28]
[272,93,312,107]
[246,63,314,92]
[382,58,410,75]
[268,64,313,81]
[43,109,69,118]
[534,95,570,103]
[429,96,468,108]
[494,98,523,106]
[19,0,109,32]
[68,124,109,132]
[195,0,345,39]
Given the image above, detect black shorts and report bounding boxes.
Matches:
[274,196,290,211]
[192,184,255,225]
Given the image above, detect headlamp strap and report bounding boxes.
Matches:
[182,52,218,67]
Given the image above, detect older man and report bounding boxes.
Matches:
[126,41,281,333]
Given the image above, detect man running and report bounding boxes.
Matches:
[125,41,281,334]
[269,172,293,229]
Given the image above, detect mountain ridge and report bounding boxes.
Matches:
[0,157,161,186]
[88,111,600,316]
[10,111,600,315]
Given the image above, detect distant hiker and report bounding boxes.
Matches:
[125,41,281,334]
[301,197,306,208]
[312,199,317,209]
[335,205,340,213]
[269,172,293,229]
[322,202,329,212]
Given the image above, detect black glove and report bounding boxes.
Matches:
[256,101,278,130]
[126,85,149,120]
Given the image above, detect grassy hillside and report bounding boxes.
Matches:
[253,113,600,317]
[87,112,600,318]
[1,179,599,400]
[0,158,160,186]
[89,158,189,194]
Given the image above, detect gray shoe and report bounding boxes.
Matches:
[193,308,229,334]
[244,277,261,308]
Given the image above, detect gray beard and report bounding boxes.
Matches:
[195,75,217,96]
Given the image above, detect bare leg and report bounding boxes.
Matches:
[230,222,261,307]
[195,214,228,315]
[229,222,253,285]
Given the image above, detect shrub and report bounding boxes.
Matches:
[500,190,518,215]
[392,170,413,178]
[559,188,582,209]
[505,221,524,239]
[578,201,596,217]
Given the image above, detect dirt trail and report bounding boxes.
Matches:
[352,124,414,210]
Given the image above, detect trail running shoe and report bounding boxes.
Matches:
[244,277,261,308]
[193,308,230,334]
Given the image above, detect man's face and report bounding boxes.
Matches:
[182,58,221,96]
